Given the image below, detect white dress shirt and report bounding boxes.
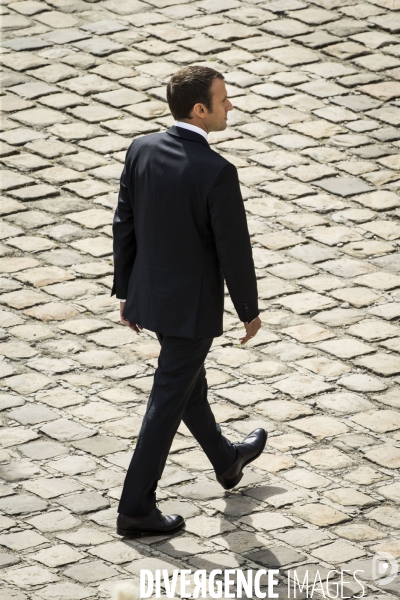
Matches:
[116,122,208,301]
[175,121,208,141]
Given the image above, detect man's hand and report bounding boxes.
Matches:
[240,316,261,345]
[120,301,143,334]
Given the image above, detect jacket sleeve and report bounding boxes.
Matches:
[208,161,259,323]
[110,144,136,299]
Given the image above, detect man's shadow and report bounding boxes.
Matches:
[158,480,295,596]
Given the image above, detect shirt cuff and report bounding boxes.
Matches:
[117,298,126,301]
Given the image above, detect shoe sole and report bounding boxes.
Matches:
[116,521,185,538]
[222,430,268,490]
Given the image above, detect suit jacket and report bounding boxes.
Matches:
[110,125,259,339]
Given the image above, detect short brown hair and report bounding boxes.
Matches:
[167,65,224,121]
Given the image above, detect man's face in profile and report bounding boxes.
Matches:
[205,77,233,132]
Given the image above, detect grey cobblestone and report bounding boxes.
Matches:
[1,0,400,597]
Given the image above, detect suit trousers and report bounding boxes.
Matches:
[118,333,237,517]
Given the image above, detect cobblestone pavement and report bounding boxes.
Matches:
[1,0,400,598]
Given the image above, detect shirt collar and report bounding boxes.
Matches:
[175,121,208,142]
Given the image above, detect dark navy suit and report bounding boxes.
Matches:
[111,126,259,516]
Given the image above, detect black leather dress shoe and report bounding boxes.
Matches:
[216,428,267,490]
[117,507,184,537]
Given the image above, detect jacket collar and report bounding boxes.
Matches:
[166,125,209,146]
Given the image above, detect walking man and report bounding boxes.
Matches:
[111,66,266,537]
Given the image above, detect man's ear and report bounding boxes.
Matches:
[192,102,207,119]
